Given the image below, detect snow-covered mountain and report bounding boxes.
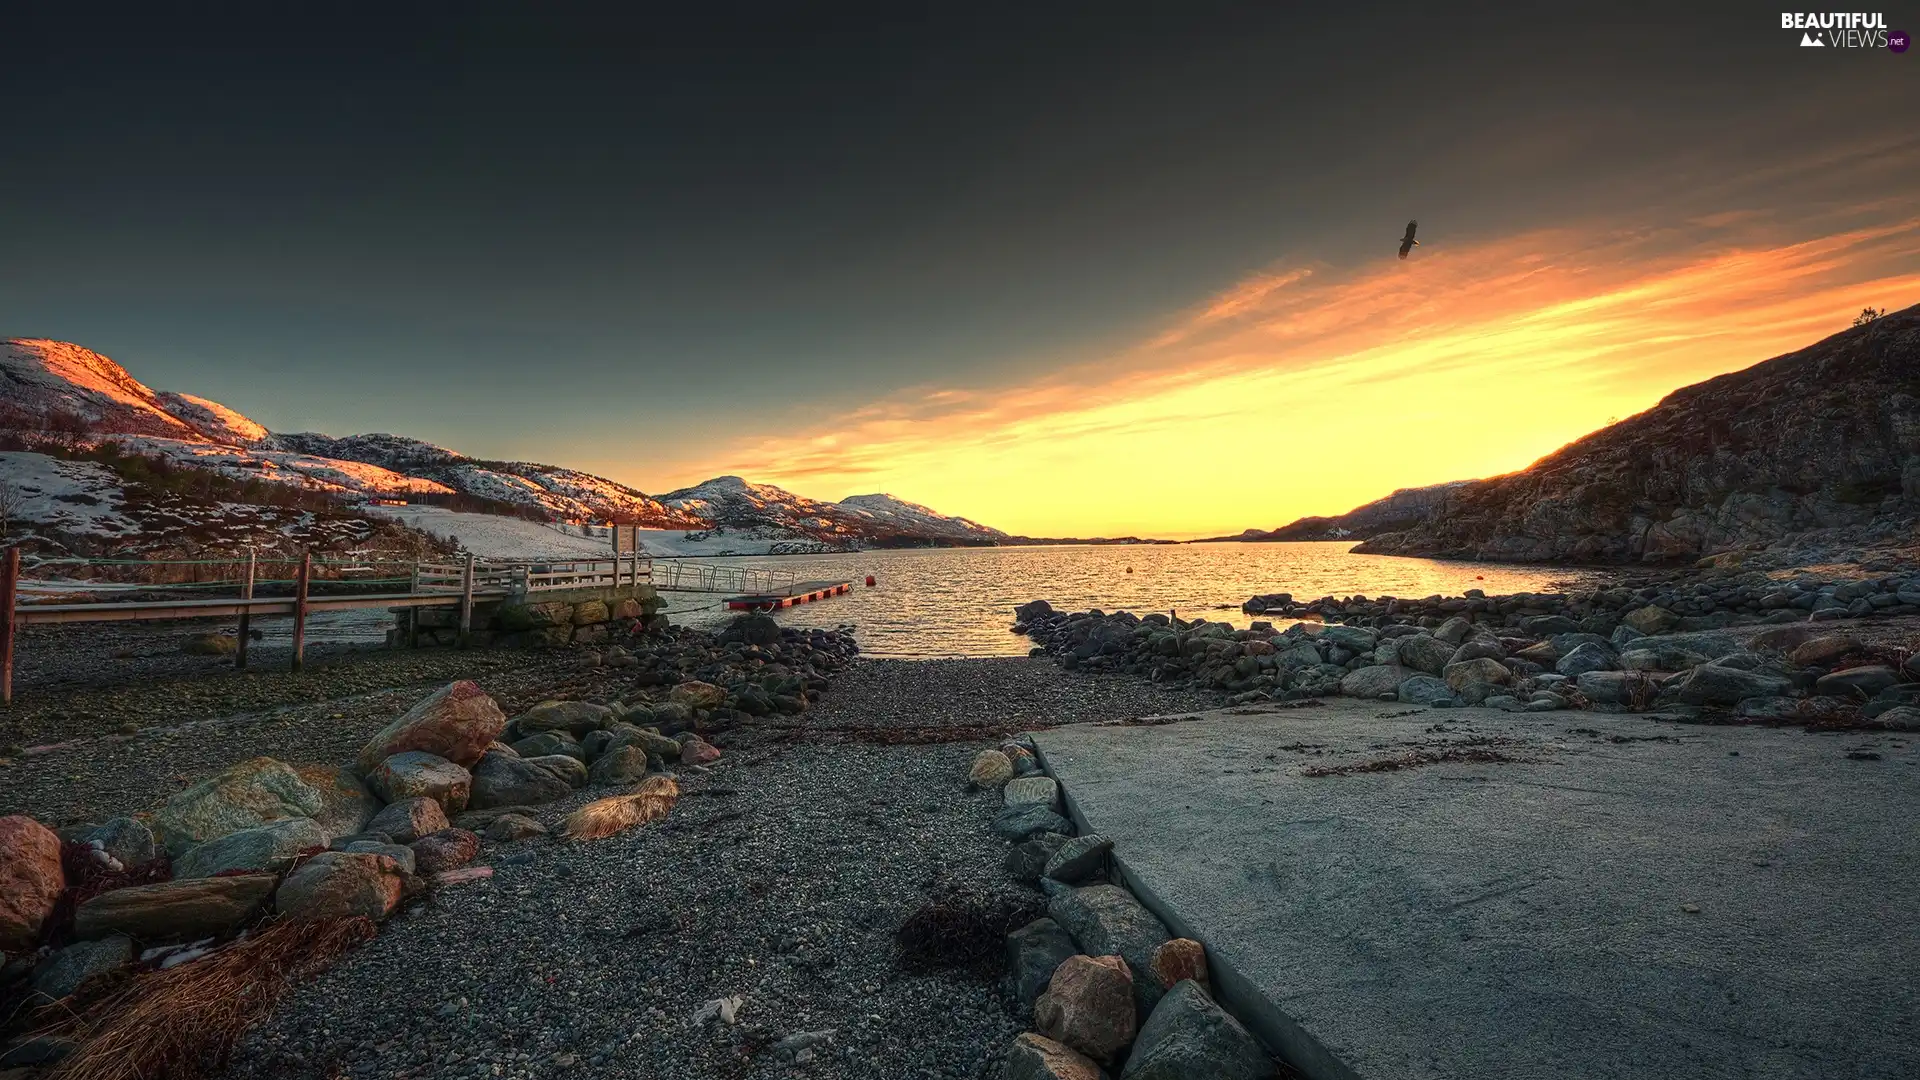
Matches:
[0,338,1006,552]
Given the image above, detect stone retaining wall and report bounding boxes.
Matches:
[387,585,663,650]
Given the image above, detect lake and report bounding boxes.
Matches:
[665,542,1603,658]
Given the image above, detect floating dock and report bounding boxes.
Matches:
[724,579,852,611]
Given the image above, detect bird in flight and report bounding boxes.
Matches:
[1398,220,1420,259]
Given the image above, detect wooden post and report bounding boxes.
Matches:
[235,548,255,670]
[458,554,475,647]
[406,562,420,648]
[291,550,310,672]
[0,546,18,707]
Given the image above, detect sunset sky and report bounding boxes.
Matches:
[2,5,1914,538]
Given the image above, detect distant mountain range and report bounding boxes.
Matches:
[1196,481,1477,543]
[0,338,1007,553]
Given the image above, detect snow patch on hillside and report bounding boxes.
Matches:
[0,451,139,538]
[113,437,455,498]
[837,492,1004,539]
[155,391,270,445]
[368,507,838,559]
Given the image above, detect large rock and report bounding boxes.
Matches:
[588,745,653,785]
[571,599,610,625]
[73,875,275,941]
[366,751,472,812]
[354,680,506,771]
[31,935,133,1000]
[365,797,449,844]
[469,751,580,809]
[1005,1032,1109,1080]
[1618,645,1710,672]
[606,725,682,760]
[1045,834,1114,885]
[0,816,65,952]
[970,750,1016,789]
[669,680,726,710]
[275,852,408,922]
[152,757,324,856]
[1315,624,1377,653]
[1008,916,1081,1004]
[174,817,328,879]
[410,828,481,874]
[1813,665,1901,698]
[1049,885,1173,1012]
[513,731,585,761]
[1120,978,1271,1080]
[996,804,1074,842]
[1443,657,1511,692]
[1005,776,1063,813]
[78,817,159,869]
[1622,605,1681,635]
[1554,642,1617,678]
[1393,634,1456,675]
[1576,670,1657,705]
[1396,675,1454,705]
[1009,833,1074,883]
[1036,954,1137,1064]
[515,700,615,735]
[1148,939,1209,994]
[679,735,721,766]
[1339,665,1410,698]
[294,766,381,837]
[1666,665,1792,706]
[1788,634,1864,668]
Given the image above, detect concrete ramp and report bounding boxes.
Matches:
[1032,700,1919,1080]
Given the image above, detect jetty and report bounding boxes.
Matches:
[724,579,853,611]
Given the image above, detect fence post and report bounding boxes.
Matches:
[458,554,475,647]
[291,550,311,673]
[0,545,17,706]
[236,547,255,670]
[406,561,420,648]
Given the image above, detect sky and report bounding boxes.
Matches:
[1,3,1915,538]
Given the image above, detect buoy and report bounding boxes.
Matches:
[1126,566,1134,574]
[865,575,876,587]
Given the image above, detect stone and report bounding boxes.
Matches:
[73,875,275,941]
[1393,634,1456,675]
[1005,776,1063,813]
[1036,954,1137,1064]
[1148,938,1210,994]
[1554,641,1617,677]
[679,735,721,766]
[0,816,65,952]
[1049,884,1173,1012]
[1622,605,1681,635]
[571,599,610,625]
[152,757,325,856]
[1449,640,1506,665]
[1120,978,1271,1080]
[1619,646,1710,672]
[1004,1032,1108,1080]
[970,749,1016,789]
[524,753,589,787]
[996,804,1075,842]
[275,852,408,922]
[515,700,615,735]
[366,751,472,812]
[1008,833,1074,883]
[1339,664,1411,698]
[1045,834,1114,885]
[485,813,548,841]
[1432,616,1473,645]
[79,817,158,869]
[1515,641,1561,665]
[294,766,381,837]
[1876,706,1920,732]
[181,631,238,655]
[589,745,653,785]
[1316,624,1377,653]
[1007,917,1081,1004]
[174,817,328,879]
[343,841,415,874]
[410,828,481,874]
[1813,665,1901,699]
[354,681,506,771]
[469,750,579,809]
[1443,657,1511,692]
[30,936,133,1000]
[365,797,450,845]
[1788,634,1864,668]
[511,732,585,761]
[1667,665,1792,706]
[1396,675,1454,706]
[607,725,683,759]
[668,680,727,710]
[1575,670,1657,706]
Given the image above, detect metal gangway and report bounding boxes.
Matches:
[649,559,797,596]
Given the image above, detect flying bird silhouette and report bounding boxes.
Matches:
[1398,220,1419,259]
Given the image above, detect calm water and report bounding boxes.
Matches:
[663,542,1602,659]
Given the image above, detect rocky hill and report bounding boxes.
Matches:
[1353,304,1920,563]
[658,476,1005,546]
[1199,481,1476,543]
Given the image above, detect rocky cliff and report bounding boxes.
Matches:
[1200,481,1476,543]
[1353,304,1920,563]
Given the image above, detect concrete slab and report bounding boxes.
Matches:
[1032,701,1920,1080]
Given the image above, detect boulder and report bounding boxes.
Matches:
[30,935,133,1000]
[152,757,325,857]
[1877,706,1920,732]
[571,600,610,625]
[995,804,1075,842]
[1005,1032,1108,1080]
[588,745,653,785]
[0,816,65,952]
[1443,658,1510,692]
[1016,600,1056,622]
[1044,834,1114,885]
[679,735,722,766]
[1449,640,1505,666]
[668,681,727,710]
[511,732,585,761]
[970,749,1016,789]
[1667,665,1792,706]
[1007,917,1080,1004]
[343,841,415,875]
[354,681,506,771]
[1393,634,1455,675]
[1622,605,1681,635]
[410,828,481,874]
[1396,675,1454,706]
[515,700,615,735]
[73,875,275,941]
[1575,670,1656,706]
[606,725,683,760]
[469,751,579,809]
[525,753,589,788]
[1005,776,1063,813]
[1554,642,1617,677]
[1148,939,1209,994]
[1049,885,1172,1012]
[366,751,472,812]
[1121,978,1271,1080]
[365,797,450,845]
[1008,833,1074,883]
[1813,665,1901,699]
[77,817,159,869]
[1339,665,1410,698]
[1788,634,1864,668]
[1315,624,1377,653]
[1619,646,1710,672]
[174,817,328,879]
[1036,954,1137,1064]
[275,852,408,922]
[485,813,548,841]
[1432,616,1473,645]
[294,766,381,837]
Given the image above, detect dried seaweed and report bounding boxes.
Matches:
[564,774,680,840]
[895,887,1046,975]
[1301,746,1522,777]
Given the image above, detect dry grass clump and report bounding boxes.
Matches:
[563,774,680,840]
[34,916,376,1080]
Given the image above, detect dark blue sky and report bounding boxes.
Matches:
[1,2,1909,492]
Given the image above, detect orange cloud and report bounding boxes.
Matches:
[650,198,1920,539]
